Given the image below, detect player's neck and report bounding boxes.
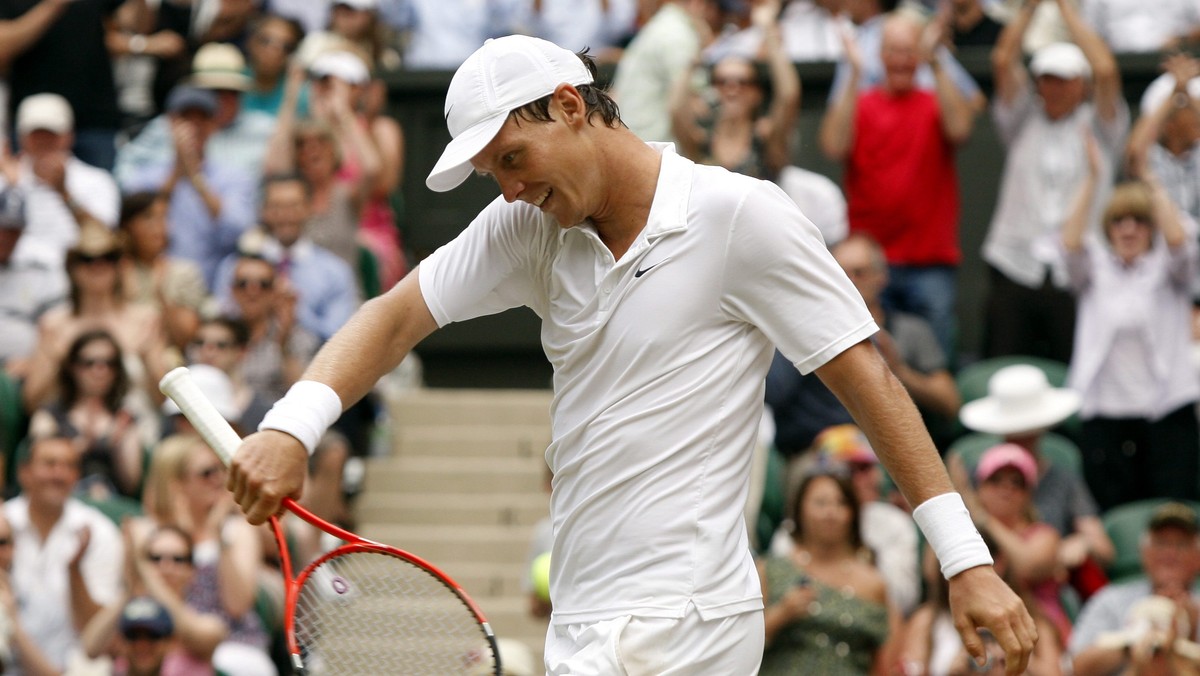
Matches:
[591,137,663,261]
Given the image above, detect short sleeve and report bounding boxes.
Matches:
[719,180,876,374]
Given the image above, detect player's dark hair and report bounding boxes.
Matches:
[510,49,623,129]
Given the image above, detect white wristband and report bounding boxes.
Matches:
[912,492,993,579]
[258,380,343,455]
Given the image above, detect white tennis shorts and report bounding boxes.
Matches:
[544,604,763,675]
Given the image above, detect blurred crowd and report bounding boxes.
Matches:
[0,0,1198,673]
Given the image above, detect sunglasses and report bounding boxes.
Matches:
[74,357,118,369]
[75,252,121,265]
[0,537,11,546]
[190,338,234,351]
[234,277,274,291]
[253,34,296,53]
[125,629,169,642]
[713,76,757,88]
[147,552,192,565]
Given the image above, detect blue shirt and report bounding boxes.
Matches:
[214,237,360,341]
[123,161,258,290]
[114,110,276,188]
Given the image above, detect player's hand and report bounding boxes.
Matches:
[228,430,307,524]
[947,566,1038,675]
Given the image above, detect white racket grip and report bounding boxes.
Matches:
[159,367,242,467]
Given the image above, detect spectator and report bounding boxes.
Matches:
[1062,132,1200,510]
[107,0,188,135]
[611,0,724,143]
[122,85,258,290]
[1070,502,1200,675]
[134,434,275,676]
[947,0,1004,48]
[0,507,61,674]
[670,0,800,182]
[186,317,273,433]
[82,524,226,674]
[0,0,123,169]
[265,0,328,34]
[772,423,923,616]
[21,225,170,426]
[778,0,847,63]
[115,43,278,188]
[119,191,208,352]
[1080,0,1200,54]
[216,174,361,342]
[4,434,124,673]
[959,363,1115,599]
[953,443,1071,644]
[821,13,976,358]
[301,0,403,73]
[387,0,523,70]
[6,93,121,273]
[513,0,637,57]
[223,254,319,402]
[759,469,897,674]
[828,1,986,112]
[0,182,67,377]
[981,0,1128,364]
[243,12,310,118]
[1126,54,1200,228]
[28,329,144,499]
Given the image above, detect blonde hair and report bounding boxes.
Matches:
[1102,181,1155,240]
[142,434,203,520]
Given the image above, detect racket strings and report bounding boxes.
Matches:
[294,550,497,675]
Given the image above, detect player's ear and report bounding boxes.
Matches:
[552,83,586,126]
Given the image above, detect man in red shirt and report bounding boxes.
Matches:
[819,13,977,360]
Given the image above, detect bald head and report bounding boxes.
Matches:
[880,14,923,94]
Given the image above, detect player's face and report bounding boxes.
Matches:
[471,108,593,228]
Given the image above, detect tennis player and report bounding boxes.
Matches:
[228,35,1037,674]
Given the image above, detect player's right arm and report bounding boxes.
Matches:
[229,269,438,523]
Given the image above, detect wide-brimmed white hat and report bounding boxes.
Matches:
[426,35,592,193]
[959,364,1081,436]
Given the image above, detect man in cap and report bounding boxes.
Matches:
[1070,502,1200,675]
[0,0,123,169]
[116,596,176,676]
[228,35,1036,673]
[1126,53,1200,226]
[115,43,277,186]
[0,181,68,375]
[980,0,1128,363]
[122,85,257,290]
[4,93,120,272]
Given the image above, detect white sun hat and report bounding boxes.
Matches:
[959,364,1081,436]
[425,35,593,193]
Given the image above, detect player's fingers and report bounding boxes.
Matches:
[954,617,988,670]
[987,620,1031,676]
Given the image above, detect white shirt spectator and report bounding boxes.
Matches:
[512,0,636,55]
[5,496,123,673]
[388,0,523,70]
[7,156,119,270]
[780,0,846,63]
[610,2,701,143]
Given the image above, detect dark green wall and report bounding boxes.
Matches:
[384,50,1170,388]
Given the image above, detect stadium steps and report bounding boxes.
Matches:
[351,387,553,667]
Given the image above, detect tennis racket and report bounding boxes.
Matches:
[159,367,500,675]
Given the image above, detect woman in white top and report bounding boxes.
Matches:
[1061,132,1200,511]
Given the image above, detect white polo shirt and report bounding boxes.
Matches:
[5,496,123,672]
[420,145,875,624]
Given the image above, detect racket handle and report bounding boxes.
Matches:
[159,366,242,467]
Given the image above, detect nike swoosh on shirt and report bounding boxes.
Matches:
[634,261,664,278]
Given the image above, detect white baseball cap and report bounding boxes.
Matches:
[16,93,74,136]
[1140,72,1200,115]
[1030,42,1091,80]
[309,50,370,85]
[425,35,593,193]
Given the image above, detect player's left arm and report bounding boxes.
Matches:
[816,341,1038,675]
